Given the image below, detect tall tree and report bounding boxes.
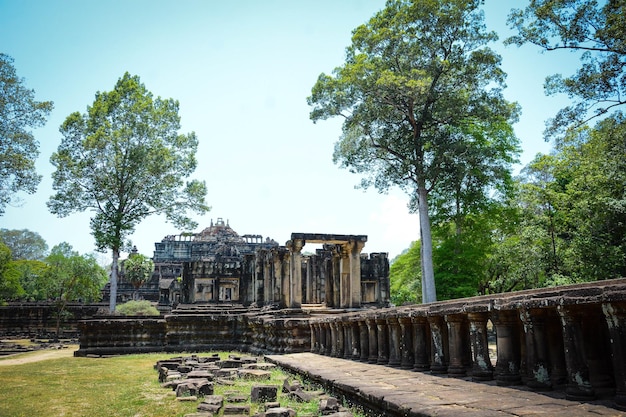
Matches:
[507,0,626,137]
[308,0,519,302]
[0,228,48,260]
[0,53,53,214]
[45,243,107,338]
[48,73,210,312]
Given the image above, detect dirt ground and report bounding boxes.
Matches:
[0,345,78,366]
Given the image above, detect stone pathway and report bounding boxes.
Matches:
[266,353,624,417]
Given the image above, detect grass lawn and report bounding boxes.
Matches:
[0,350,327,417]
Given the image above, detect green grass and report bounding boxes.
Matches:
[0,351,356,417]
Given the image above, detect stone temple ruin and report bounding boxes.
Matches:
[108,217,391,310]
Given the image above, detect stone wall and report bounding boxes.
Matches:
[0,303,104,338]
[74,308,312,357]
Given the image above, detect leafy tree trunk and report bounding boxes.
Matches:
[417,185,436,303]
[109,248,119,313]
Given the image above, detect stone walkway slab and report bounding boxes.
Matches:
[265,353,624,417]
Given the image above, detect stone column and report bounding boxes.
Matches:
[349,240,366,308]
[428,315,448,374]
[335,320,345,358]
[411,315,430,371]
[273,250,284,307]
[324,322,333,356]
[445,313,468,377]
[602,302,626,410]
[331,247,341,308]
[558,305,595,400]
[310,322,318,353]
[519,308,552,390]
[358,319,369,362]
[286,239,304,309]
[387,317,401,367]
[376,317,390,365]
[343,320,352,359]
[399,316,414,369]
[351,319,361,360]
[329,319,338,357]
[467,312,493,381]
[491,310,522,386]
[366,317,378,364]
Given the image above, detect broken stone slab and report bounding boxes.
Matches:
[227,394,249,403]
[282,379,302,393]
[251,385,278,402]
[222,404,250,415]
[215,369,237,378]
[264,407,296,417]
[263,401,280,410]
[178,365,194,373]
[238,369,271,380]
[188,370,215,380]
[288,388,316,402]
[176,395,198,402]
[197,394,223,414]
[324,412,353,417]
[184,413,212,417]
[218,359,244,368]
[319,397,339,413]
[176,379,214,397]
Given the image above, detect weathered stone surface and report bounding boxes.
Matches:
[197,394,223,413]
[281,379,302,393]
[218,359,243,368]
[176,379,214,397]
[288,389,315,402]
[223,404,250,415]
[251,385,278,402]
[244,362,276,370]
[238,369,271,380]
[319,397,340,414]
[188,370,215,380]
[184,413,212,417]
[176,395,198,402]
[264,407,296,417]
[227,394,249,403]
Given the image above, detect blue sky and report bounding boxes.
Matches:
[0,0,580,261]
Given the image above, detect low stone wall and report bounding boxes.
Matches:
[0,303,105,338]
[74,309,313,357]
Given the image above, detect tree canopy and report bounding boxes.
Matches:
[507,0,626,137]
[308,0,519,302]
[123,252,154,300]
[0,53,53,215]
[48,72,210,312]
[0,228,48,260]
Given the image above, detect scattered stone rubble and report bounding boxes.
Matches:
[154,353,354,417]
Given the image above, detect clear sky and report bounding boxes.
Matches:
[0,0,580,262]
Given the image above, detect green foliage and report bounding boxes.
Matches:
[123,253,154,299]
[308,0,520,302]
[0,53,54,214]
[2,259,48,301]
[0,228,48,260]
[507,0,626,136]
[389,241,421,305]
[115,300,160,316]
[47,72,210,311]
[0,242,23,302]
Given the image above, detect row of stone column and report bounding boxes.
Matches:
[310,302,626,410]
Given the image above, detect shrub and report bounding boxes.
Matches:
[115,300,160,316]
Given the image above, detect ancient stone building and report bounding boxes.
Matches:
[109,218,390,309]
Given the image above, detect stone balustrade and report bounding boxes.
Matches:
[309,279,626,410]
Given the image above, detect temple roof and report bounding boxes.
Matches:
[194,218,244,243]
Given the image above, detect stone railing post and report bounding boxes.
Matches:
[558,305,595,400]
[310,322,318,353]
[358,319,369,362]
[491,310,522,386]
[387,316,401,367]
[602,302,626,410]
[467,312,493,381]
[343,320,352,359]
[399,316,414,369]
[366,317,378,364]
[329,319,338,357]
[376,317,389,365]
[428,315,448,374]
[519,308,552,390]
[335,320,345,358]
[350,318,361,360]
[445,313,470,377]
[411,315,430,371]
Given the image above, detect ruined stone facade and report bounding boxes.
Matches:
[109,218,390,309]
